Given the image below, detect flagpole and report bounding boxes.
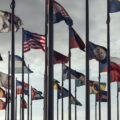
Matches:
[31,86,32,120]
[8,51,10,120]
[22,28,25,120]
[57,91,59,120]
[95,95,97,120]
[44,0,48,119]
[47,0,54,120]
[85,0,90,119]
[68,27,71,120]
[20,95,21,120]
[16,78,17,120]
[10,0,16,119]
[75,82,77,120]
[117,83,119,120]
[98,62,101,120]
[27,64,30,120]
[107,0,111,120]
[62,64,64,120]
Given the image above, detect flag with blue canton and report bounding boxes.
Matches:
[89,41,107,64]
[51,1,73,26]
[16,80,29,95]
[10,55,33,74]
[109,0,120,13]
[23,29,45,52]
[69,27,85,51]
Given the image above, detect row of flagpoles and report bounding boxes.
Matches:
[1,0,120,120]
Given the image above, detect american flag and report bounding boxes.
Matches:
[23,29,45,53]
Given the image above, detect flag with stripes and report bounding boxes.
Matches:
[23,29,45,52]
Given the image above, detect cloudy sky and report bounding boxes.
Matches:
[0,0,120,120]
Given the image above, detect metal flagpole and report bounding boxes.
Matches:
[57,91,59,120]
[20,95,21,120]
[62,64,64,120]
[47,0,54,120]
[16,78,17,120]
[8,51,10,120]
[95,95,97,120]
[10,0,15,119]
[75,82,77,120]
[44,0,48,119]
[68,27,71,120]
[117,83,119,120]
[31,86,32,120]
[98,62,101,120]
[85,0,90,120]
[22,28,25,120]
[27,64,30,120]
[107,0,111,120]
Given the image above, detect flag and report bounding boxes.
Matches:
[0,99,6,110]
[54,79,60,90]
[96,91,108,102]
[57,86,69,99]
[118,82,120,92]
[0,10,22,32]
[89,81,106,94]
[75,80,85,87]
[0,88,6,98]
[100,57,120,73]
[71,96,82,106]
[0,72,11,89]
[62,64,85,83]
[69,27,85,51]
[49,1,73,26]
[109,0,120,13]
[0,54,3,61]
[110,70,120,82]
[23,29,45,52]
[31,88,43,100]
[16,80,28,95]
[20,97,27,109]
[48,50,69,64]
[10,55,33,74]
[89,41,107,64]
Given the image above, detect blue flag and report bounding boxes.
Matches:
[10,55,33,74]
[109,0,120,13]
[89,42,107,64]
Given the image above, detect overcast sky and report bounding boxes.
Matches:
[0,0,120,120]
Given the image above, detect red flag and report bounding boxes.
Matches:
[47,50,69,64]
[53,50,69,64]
[110,70,120,82]
[0,99,6,110]
[69,27,85,51]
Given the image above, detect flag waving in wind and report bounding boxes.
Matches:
[0,99,6,110]
[89,41,107,64]
[69,27,85,51]
[23,29,45,52]
[47,1,73,26]
[0,10,22,32]
[109,0,120,13]
[10,55,33,74]
[62,64,85,83]
[0,88,6,98]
